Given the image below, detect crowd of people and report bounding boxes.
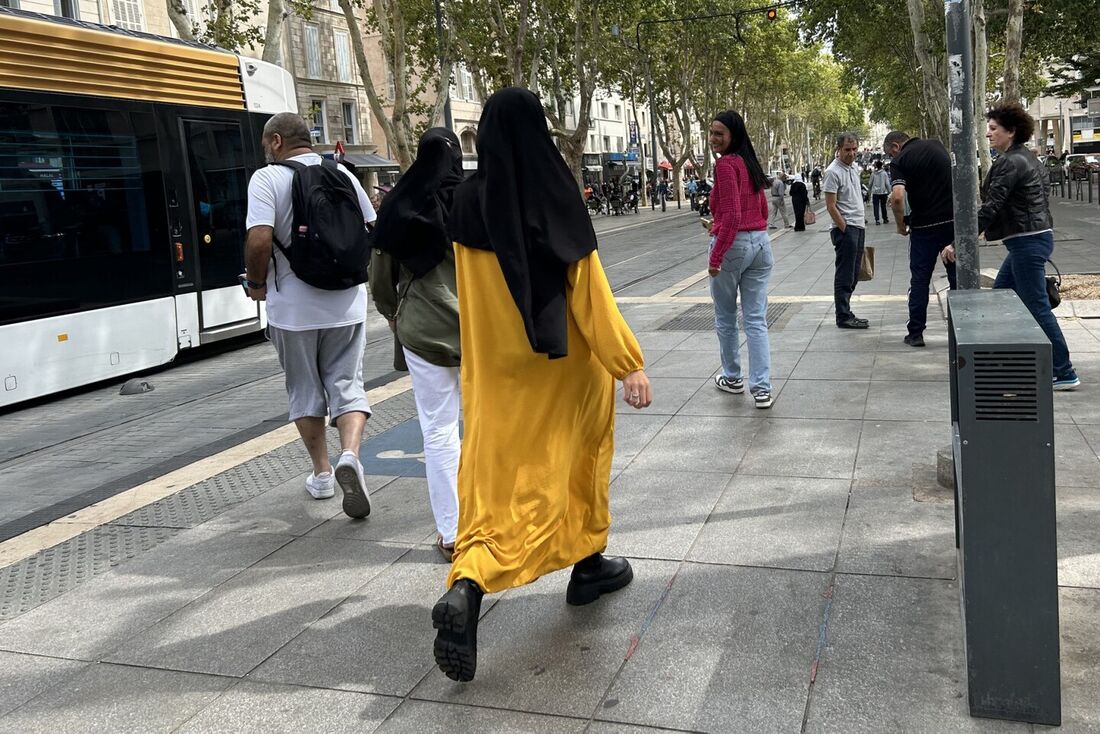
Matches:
[238,95,1078,686]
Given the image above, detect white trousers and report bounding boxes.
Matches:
[403,347,460,544]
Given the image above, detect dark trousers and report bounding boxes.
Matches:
[831,225,865,323]
[793,198,808,231]
[993,232,1074,378]
[872,194,890,223]
[907,221,958,337]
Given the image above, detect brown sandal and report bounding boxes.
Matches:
[436,535,455,562]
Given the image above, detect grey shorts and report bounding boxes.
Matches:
[268,323,372,423]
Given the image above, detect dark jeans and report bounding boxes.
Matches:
[872,194,890,223]
[907,221,958,337]
[830,225,865,323]
[993,231,1074,379]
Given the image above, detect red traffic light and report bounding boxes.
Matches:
[766,7,778,19]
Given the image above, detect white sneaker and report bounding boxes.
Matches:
[335,450,371,519]
[305,471,335,499]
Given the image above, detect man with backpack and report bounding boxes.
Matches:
[243,112,377,519]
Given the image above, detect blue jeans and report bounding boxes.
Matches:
[907,221,958,337]
[993,231,1075,379]
[710,230,773,393]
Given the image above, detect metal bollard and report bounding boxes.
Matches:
[948,289,1061,726]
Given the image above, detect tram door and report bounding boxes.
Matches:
[181,119,259,335]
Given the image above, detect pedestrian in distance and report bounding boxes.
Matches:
[243,112,376,518]
[811,166,822,200]
[823,132,870,329]
[789,173,810,231]
[944,102,1079,390]
[768,172,791,229]
[707,110,775,409]
[869,160,891,225]
[370,128,464,560]
[686,176,699,210]
[432,88,653,683]
[883,130,958,347]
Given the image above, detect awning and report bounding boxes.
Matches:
[658,160,672,170]
[322,152,400,169]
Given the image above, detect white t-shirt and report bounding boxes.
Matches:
[245,153,376,331]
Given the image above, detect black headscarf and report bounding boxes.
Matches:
[448,87,597,359]
[373,128,464,278]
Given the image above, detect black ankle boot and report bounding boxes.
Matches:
[432,579,483,682]
[566,553,633,606]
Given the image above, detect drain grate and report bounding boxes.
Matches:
[657,302,793,331]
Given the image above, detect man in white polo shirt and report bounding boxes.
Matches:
[823,132,869,329]
[243,112,376,519]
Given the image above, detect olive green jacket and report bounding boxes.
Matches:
[369,247,460,368]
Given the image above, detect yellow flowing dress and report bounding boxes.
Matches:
[447,244,644,593]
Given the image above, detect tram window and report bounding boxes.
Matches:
[0,103,170,325]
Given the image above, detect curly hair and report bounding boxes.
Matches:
[986,102,1035,145]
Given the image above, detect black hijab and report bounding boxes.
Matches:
[448,87,597,359]
[373,128,464,278]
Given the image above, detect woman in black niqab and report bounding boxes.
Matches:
[448,87,598,358]
[373,127,464,277]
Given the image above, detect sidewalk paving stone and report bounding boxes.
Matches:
[411,560,677,719]
[769,379,870,420]
[677,379,788,417]
[645,350,721,379]
[0,663,235,734]
[606,470,732,561]
[628,416,763,474]
[788,351,876,381]
[853,420,951,487]
[104,538,409,677]
[687,475,851,572]
[738,418,862,480]
[864,380,951,423]
[0,652,86,718]
[617,378,704,417]
[836,485,957,581]
[248,550,449,697]
[177,680,399,734]
[378,700,587,734]
[0,528,293,661]
[598,564,824,733]
[803,574,1018,734]
[305,478,437,546]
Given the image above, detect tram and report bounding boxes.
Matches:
[0,7,297,407]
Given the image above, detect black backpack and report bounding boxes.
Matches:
[271,158,371,290]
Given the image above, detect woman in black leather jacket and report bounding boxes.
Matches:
[979,103,1079,389]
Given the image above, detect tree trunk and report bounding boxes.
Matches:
[261,0,285,63]
[165,0,194,40]
[973,0,992,178]
[1002,0,1024,103]
[338,0,414,169]
[906,0,949,142]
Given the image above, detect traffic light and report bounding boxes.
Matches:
[765,7,778,20]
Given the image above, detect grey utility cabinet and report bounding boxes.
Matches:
[948,289,1060,726]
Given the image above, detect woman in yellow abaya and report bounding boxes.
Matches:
[431,88,653,683]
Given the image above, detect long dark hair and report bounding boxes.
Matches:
[713,110,769,192]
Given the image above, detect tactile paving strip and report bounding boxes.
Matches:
[657,302,793,331]
[110,389,419,530]
[0,390,419,621]
[0,525,180,621]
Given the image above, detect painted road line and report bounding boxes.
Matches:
[0,375,414,569]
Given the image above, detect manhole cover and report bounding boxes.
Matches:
[657,302,793,331]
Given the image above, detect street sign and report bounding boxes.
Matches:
[629,121,639,146]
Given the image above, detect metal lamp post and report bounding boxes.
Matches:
[945,0,980,288]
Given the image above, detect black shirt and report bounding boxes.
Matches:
[890,138,954,228]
